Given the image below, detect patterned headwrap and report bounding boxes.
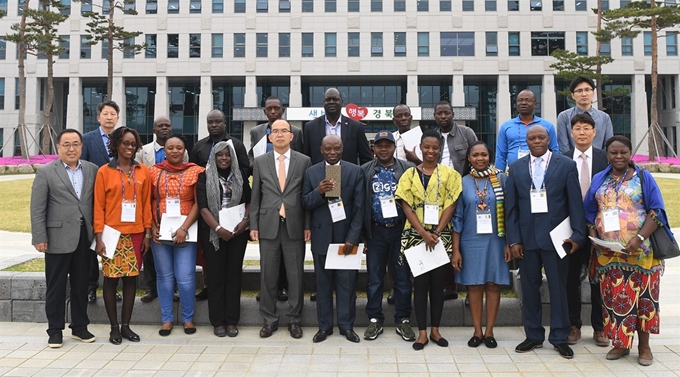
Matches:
[469,166,505,237]
[205,140,243,250]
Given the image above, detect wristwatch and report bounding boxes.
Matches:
[636,233,645,242]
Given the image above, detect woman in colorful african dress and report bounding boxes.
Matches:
[94,127,152,345]
[584,135,666,366]
[395,129,462,351]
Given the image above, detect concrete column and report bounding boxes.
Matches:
[244,75,258,107]
[66,77,83,132]
[197,76,213,140]
[542,74,557,123]
[497,74,511,130]
[632,74,650,156]
[154,77,169,119]
[112,77,125,128]
[406,74,419,107]
[451,75,465,106]
[289,75,302,107]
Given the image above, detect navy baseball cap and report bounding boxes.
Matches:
[374,130,395,144]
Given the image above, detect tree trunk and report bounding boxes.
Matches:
[16,0,30,160]
[648,2,664,160]
[595,0,604,109]
[106,2,114,100]
[41,53,56,154]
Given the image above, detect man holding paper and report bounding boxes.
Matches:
[250,119,311,340]
[31,129,99,348]
[505,126,586,359]
[302,135,365,343]
[392,104,421,164]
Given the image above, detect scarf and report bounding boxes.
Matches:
[154,160,198,173]
[206,141,244,250]
[469,166,505,237]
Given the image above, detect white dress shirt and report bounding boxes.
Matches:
[393,130,406,161]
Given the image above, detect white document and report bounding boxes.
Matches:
[549,216,572,259]
[404,239,450,278]
[253,135,267,159]
[324,243,365,270]
[588,236,628,254]
[159,214,198,243]
[400,127,423,160]
[218,203,246,232]
[90,225,121,259]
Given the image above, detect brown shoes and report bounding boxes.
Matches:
[288,323,303,339]
[593,331,609,347]
[567,326,581,345]
[259,324,278,338]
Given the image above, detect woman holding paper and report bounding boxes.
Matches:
[584,135,666,366]
[148,134,204,336]
[451,141,511,348]
[93,127,152,345]
[197,141,251,337]
[395,129,462,351]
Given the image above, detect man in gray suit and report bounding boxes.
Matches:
[250,119,311,339]
[31,129,99,348]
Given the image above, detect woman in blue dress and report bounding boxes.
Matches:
[451,141,511,349]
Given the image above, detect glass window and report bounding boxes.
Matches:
[508,0,519,10]
[464,78,499,151]
[371,32,383,57]
[440,32,475,56]
[0,0,7,14]
[189,34,201,57]
[302,33,314,57]
[213,0,223,12]
[576,31,588,56]
[417,0,429,11]
[234,33,245,57]
[553,0,564,10]
[644,31,652,56]
[667,32,678,56]
[146,0,157,14]
[60,0,71,15]
[145,34,156,58]
[80,35,91,59]
[123,0,135,11]
[371,0,382,11]
[256,0,268,12]
[81,0,92,14]
[530,0,542,10]
[235,0,245,13]
[575,0,586,10]
[620,0,629,7]
[394,32,406,57]
[394,0,405,11]
[123,37,135,59]
[348,0,359,11]
[418,32,429,57]
[509,32,520,56]
[167,0,179,13]
[486,32,498,56]
[257,33,268,57]
[621,37,633,56]
[348,32,360,57]
[279,33,290,57]
[279,0,290,12]
[58,35,70,59]
[0,78,4,110]
[601,0,608,10]
[325,33,337,57]
[600,41,610,56]
[302,0,313,11]
[102,0,110,14]
[168,34,179,58]
[0,37,6,60]
[530,32,565,56]
[211,34,223,58]
[325,0,336,11]
[15,78,21,110]
[190,0,201,13]
[462,0,473,11]
[485,0,496,11]
[101,39,109,59]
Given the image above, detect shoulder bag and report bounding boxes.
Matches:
[639,168,679,259]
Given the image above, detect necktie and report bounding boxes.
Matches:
[533,157,544,189]
[278,155,286,218]
[580,153,590,200]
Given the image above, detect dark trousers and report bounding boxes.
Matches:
[520,248,570,346]
[202,232,248,327]
[567,248,604,332]
[45,223,90,336]
[413,263,446,331]
[142,248,157,292]
[87,249,99,292]
[312,253,358,332]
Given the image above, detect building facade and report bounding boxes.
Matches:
[1,0,679,157]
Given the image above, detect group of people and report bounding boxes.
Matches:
[30,78,669,366]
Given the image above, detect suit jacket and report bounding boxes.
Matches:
[302,161,364,255]
[302,115,372,166]
[563,148,609,180]
[248,122,304,165]
[250,150,311,240]
[81,128,111,167]
[505,153,586,251]
[135,141,189,167]
[30,159,99,254]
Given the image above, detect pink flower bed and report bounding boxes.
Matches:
[632,154,680,165]
[0,155,58,166]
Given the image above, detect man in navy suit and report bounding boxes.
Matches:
[505,126,586,359]
[562,113,609,347]
[302,135,364,343]
[302,88,372,166]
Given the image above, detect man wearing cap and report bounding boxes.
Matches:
[361,131,415,341]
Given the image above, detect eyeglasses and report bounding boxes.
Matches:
[516,98,535,104]
[572,127,594,133]
[59,142,82,150]
[270,129,291,135]
[573,88,594,94]
[121,141,137,148]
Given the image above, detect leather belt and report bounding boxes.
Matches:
[372,222,396,228]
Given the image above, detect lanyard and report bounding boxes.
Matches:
[528,152,551,189]
[164,170,184,198]
[420,166,441,203]
[603,169,629,210]
[118,166,137,201]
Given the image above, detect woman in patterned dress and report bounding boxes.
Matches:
[93,127,152,345]
[584,135,667,366]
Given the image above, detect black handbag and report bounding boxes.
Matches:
[639,169,679,259]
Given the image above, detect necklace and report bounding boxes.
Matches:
[474,177,489,211]
[611,168,628,184]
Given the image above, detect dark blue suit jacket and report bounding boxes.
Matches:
[505,152,586,251]
[81,128,111,167]
[302,115,373,166]
[302,161,364,255]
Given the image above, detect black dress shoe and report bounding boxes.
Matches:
[259,324,278,338]
[48,333,63,348]
[429,334,448,347]
[484,336,498,349]
[141,290,158,303]
[386,292,395,305]
[109,326,122,345]
[515,338,543,353]
[278,288,289,301]
[159,325,173,337]
[310,292,317,302]
[467,336,483,348]
[442,288,458,300]
[312,330,332,343]
[115,291,122,302]
[214,326,227,337]
[256,293,261,301]
[121,325,140,342]
[412,339,429,351]
[184,326,196,335]
[288,323,303,339]
[340,329,360,343]
[88,289,96,304]
[195,288,208,301]
[553,343,574,359]
[226,325,239,338]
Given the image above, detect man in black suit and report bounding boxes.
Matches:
[506,126,586,359]
[562,113,609,347]
[302,88,372,166]
[302,135,364,343]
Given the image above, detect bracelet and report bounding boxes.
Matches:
[144,234,152,239]
[242,217,250,223]
[179,226,188,233]
[215,225,222,232]
[636,233,645,242]
[431,230,441,237]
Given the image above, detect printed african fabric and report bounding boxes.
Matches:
[102,233,143,278]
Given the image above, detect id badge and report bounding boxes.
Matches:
[121,200,137,222]
[380,195,398,218]
[328,198,347,223]
[476,210,493,234]
[424,202,439,225]
[603,209,621,233]
[517,148,530,160]
[166,197,181,217]
[530,189,548,213]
